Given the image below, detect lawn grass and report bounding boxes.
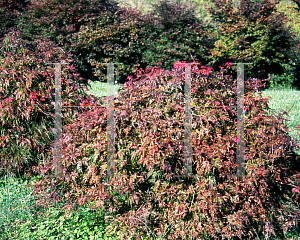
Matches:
[260,87,300,155]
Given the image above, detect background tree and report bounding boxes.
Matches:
[17,0,124,82]
[207,0,299,87]
[139,0,215,74]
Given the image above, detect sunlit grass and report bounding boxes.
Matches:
[261,87,300,155]
[84,80,123,98]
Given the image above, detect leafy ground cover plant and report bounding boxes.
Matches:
[31,61,300,239]
[0,29,104,179]
[0,172,37,239]
[0,173,117,239]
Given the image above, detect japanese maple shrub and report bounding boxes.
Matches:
[0,30,104,178]
[32,61,300,239]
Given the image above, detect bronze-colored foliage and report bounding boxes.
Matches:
[32,62,300,239]
[0,30,103,178]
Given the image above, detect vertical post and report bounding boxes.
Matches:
[236,63,245,178]
[54,63,63,178]
[184,63,193,178]
[107,63,115,178]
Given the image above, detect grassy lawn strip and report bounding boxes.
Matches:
[261,87,300,155]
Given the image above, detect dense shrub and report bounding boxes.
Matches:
[0,30,104,178]
[67,0,217,84]
[291,0,300,11]
[66,7,153,84]
[139,0,216,74]
[266,35,300,90]
[189,0,217,25]
[18,0,122,41]
[276,0,300,40]
[207,0,299,87]
[148,0,202,30]
[32,62,300,239]
[268,62,299,89]
[18,0,217,85]
[17,0,124,81]
[0,0,29,39]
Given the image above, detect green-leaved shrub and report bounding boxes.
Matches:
[17,0,124,81]
[67,6,153,84]
[139,0,216,75]
[207,0,299,88]
[20,0,217,84]
[67,0,216,84]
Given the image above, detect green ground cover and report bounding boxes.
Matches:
[260,88,300,155]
